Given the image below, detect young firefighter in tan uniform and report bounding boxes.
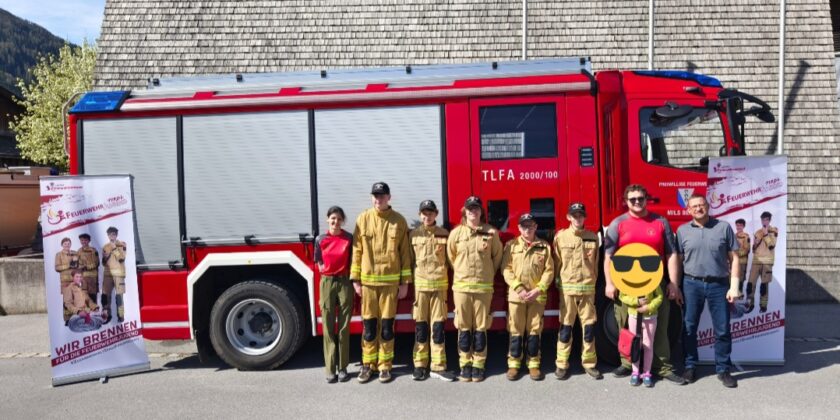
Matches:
[102,226,127,323]
[351,182,412,384]
[410,200,456,382]
[63,270,99,326]
[447,196,503,383]
[734,218,750,295]
[77,233,100,304]
[502,213,554,381]
[553,203,602,380]
[747,211,777,313]
[54,237,78,298]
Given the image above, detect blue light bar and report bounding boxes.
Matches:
[633,70,722,88]
[69,91,130,114]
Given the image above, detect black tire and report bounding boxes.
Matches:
[209,280,306,370]
[597,299,684,367]
[597,300,621,366]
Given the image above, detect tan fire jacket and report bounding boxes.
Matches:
[63,283,98,314]
[447,223,502,294]
[753,227,778,264]
[502,236,554,304]
[410,224,449,291]
[735,231,751,260]
[102,241,127,277]
[350,207,412,286]
[77,245,100,278]
[54,250,77,283]
[553,226,599,296]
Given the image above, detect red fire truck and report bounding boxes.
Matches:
[67,58,773,370]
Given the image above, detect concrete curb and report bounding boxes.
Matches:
[0,257,46,315]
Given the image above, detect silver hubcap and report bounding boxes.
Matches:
[225,298,283,356]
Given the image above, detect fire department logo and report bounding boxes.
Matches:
[677,188,694,209]
[46,208,65,225]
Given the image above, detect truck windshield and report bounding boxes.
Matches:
[639,106,725,172]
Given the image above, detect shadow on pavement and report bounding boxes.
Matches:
[161,329,615,380]
[732,340,840,381]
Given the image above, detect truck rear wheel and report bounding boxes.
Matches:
[209,280,305,370]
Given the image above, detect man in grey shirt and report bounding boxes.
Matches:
[675,194,741,388]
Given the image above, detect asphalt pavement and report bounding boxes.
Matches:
[1,304,839,419]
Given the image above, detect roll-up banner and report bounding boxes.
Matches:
[40,175,150,386]
[703,156,787,365]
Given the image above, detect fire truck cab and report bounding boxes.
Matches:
[68,58,772,370]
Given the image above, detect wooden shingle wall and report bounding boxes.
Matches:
[95,0,840,300]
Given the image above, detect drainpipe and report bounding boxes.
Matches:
[522,0,527,60]
[777,0,786,154]
[648,0,655,70]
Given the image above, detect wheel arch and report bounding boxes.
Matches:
[187,251,316,340]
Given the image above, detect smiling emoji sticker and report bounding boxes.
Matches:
[609,243,662,297]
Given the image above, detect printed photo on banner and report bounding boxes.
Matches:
[703,156,787,364]
[41,175,149,386]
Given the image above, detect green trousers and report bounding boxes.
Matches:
[614,284,674,377]
[320,275,354,375]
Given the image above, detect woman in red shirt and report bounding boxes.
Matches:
[315,206,354,383]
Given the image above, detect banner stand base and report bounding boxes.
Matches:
[52,361,151,387]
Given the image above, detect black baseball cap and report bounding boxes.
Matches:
[371,182,390,195]
[519,213,536,225]
[464,196,482,209]
[568,202,586,216]
[419,200,438,212]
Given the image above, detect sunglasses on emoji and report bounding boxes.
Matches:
[610,255,660,272]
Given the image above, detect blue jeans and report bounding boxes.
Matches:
[682,276,732,373]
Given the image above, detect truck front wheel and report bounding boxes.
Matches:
[598,301,621,366]
[209,280,305,370]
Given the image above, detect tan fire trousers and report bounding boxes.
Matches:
[361,284,398,371]
[453,291,492,370]
[507,300,545,369]
[747,262,773,308]
[556,294,597,369]
[412,290,448,371]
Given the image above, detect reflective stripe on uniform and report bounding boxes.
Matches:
[527,359,541,369]
[415,278,448,289]
[360,273,401,283]
[559,282,596,294]
[378,351,394,361]
[362,353,378,362]
[452,281,493,292]
[582,351,597,362]
[556,349,571,361]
